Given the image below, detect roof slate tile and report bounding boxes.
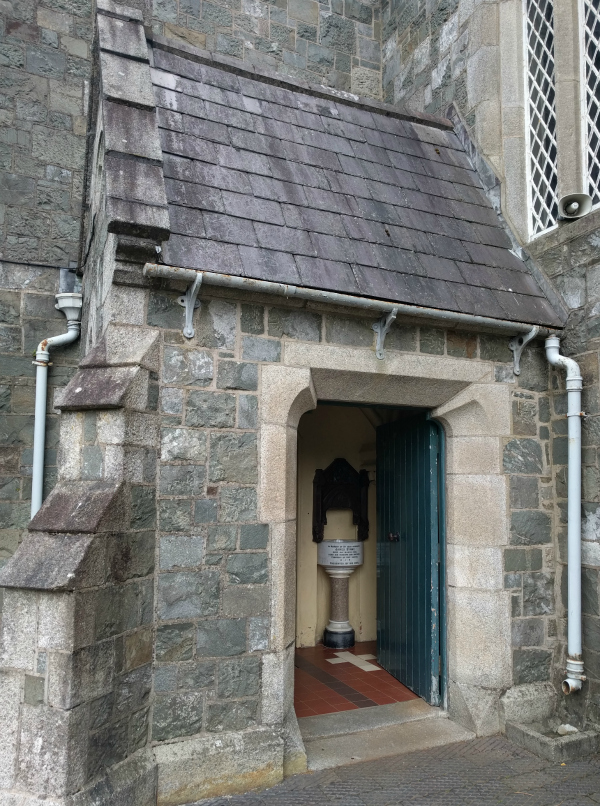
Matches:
[217,145,272,176]
[284,205,346,236]
[165,178,224,212]
[239,246,301,284]
[150,45,566,327]
[325,170,372,198]
[340,215,393,245]
[221,190,285,225]
[269,156,329,189]
[182,113,231,146]
[320,115,366,142]
[353,264,411,300]
[493,290,562,326]
[157,107,184,132]
[160,129,217,163]
[426,233,471,262]
[452,284,512,319]
[163,234,243,274]
[203,212,258,246]
[388,225,434,254]
[254,222,316,255]
[248,174,309,206]
[296,256,359,292]
[169,204,206,237]
[416,254,464,284]
[304,186,359,216]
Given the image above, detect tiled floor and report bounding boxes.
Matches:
[294,640,419,717]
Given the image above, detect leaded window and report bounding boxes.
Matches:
[582,0,600,205]
[525,0,559,235]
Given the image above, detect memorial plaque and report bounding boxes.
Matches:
[317,540,363,567]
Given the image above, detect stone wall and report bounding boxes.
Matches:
[0,200,568,802]
[0,0,91,267]
[0,0,91,571]
[0,322,160,805]
[528,216,600,728]
[501,343,558,690]
[379,0,514,235]
[143,277,524,747]
[381,0,467,116]
[149,0,382,98]
[383,0,600,724]
[0,261,79,569]
[0,0,381,290]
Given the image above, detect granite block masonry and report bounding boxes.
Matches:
[0,0,597,802]
[0,321,160,805]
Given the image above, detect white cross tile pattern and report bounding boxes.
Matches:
[326,651,381,671]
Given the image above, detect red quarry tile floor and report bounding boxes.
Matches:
[294,640,419,717]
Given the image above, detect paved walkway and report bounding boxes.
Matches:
[196,737,600,806]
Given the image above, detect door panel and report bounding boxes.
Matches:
[376,416,442,705]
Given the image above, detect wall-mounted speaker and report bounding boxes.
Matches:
[558,193,593,220]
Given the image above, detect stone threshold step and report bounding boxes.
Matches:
[299,703,474,771]
[299,698,447,742]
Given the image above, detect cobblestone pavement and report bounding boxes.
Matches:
[196,737,600,806]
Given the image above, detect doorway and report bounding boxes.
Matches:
[294,403,445,719]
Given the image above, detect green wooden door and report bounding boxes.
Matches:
[376,416,443,706]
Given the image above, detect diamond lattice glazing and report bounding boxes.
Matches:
[525,0,559,235]
[583,0,600,205]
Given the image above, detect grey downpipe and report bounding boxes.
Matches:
[143,263,551,336]
[31,293,82,518]
[545,335,584,694]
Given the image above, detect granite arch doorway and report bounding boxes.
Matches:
[258,346,513,769]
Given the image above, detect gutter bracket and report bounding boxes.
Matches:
[373,306,399,360]
[509,325,540,375]
[177,272,203,339]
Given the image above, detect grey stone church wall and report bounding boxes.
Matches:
[0,0,380,571]
[378,0,600,726]
[0,263,80,568]
[149,0,383,98]
[0,0,92,568]
[2,1,600,794]
[528,216,600,728]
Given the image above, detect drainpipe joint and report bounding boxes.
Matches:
[563,656,585,694]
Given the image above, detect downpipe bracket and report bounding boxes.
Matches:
[177,272,203,339]
[373,306,399,360]
[509,325,540,375]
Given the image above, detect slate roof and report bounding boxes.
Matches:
[150,46,565,328]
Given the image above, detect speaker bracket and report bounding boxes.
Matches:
[509,325,540,376]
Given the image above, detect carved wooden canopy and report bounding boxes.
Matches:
[312,458,370,543]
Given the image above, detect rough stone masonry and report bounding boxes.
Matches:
[1,0,600,804]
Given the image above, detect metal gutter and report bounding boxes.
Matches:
[143,263,556,337]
